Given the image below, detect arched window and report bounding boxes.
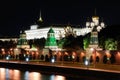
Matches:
[96,56,100,63]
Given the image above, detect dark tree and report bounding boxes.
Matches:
[110,54,116,64]
[96,56,100,63]
[28,38,46,49]
[40,55,44,60]
[103,55,107,64]
[82,56,86,63]
[63,35,83,50]
[45,55,49,62]
[90,56,93,63]
[64,55,68,61]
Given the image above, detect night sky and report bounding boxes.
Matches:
[0,0,120,37]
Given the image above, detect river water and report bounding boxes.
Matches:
[0,67,106,80]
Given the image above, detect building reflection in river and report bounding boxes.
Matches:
[0,68,20,80]
[0,68,66,80]
[50,75,66,80]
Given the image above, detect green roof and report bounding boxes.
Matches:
[48,28,54,33]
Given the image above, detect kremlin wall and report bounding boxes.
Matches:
[0,12,120,65]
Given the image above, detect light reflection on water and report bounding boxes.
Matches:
[0,68,66,80]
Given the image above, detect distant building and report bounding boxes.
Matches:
[0,38,18,42]
[25,12,92,40]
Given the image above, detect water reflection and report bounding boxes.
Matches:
[29,72,41,80]
[0,68,66,80]
[54,75,66,80]
[0,68,5,80]
[0,68,21,80]
[50,75,66,80]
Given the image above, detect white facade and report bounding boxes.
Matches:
[25,24,92,40]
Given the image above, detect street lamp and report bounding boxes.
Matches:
[6,56,10,60]
[51,56,55,63]
[84,59,89,69]
[25,57,29,62]
[87,47,96,68]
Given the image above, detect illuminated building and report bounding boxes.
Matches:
[85,12,105,65]
[86,15,105,49]
[17,31,30,49]
[43,27,58,58]
[25,25,93,40]
[44,27,58,49]
[25,12,92,40]
[0,38,18,42]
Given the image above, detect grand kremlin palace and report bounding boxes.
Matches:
[24,11,92,40]
[25,24,91,40]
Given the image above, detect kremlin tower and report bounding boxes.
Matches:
[44,27,58,50]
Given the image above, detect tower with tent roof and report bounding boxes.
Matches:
[44,27,58,50]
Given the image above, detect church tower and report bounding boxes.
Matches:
[89,16,99,48]
[86,10,105,49]
[45,27,58,50]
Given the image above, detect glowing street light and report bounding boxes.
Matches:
[6,55,10,60]
[6,56,9,60]
[84,59,89,69]
[51,57,55,63]
[25,57,29,62]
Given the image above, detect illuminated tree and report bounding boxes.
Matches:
[59,25,83,50]
[83,33,90,50]
[105,38,117,50]
[110,54,116,64]
[57,38,66,48]
[64,25,77,37]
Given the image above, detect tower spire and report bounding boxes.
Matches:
[39,10,43,22]
[94,8,97,16]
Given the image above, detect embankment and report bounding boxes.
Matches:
[0,61,119,79]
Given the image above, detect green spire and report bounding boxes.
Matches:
[48,27,54,33]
